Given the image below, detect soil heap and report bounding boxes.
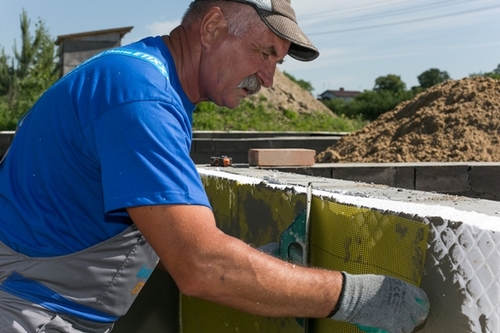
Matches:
[316,76,500,163]
[251,69,332,115]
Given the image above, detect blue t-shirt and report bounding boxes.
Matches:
[0,37,211,257]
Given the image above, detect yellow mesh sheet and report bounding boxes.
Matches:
[309,197,428,332]
[181,175,428,333]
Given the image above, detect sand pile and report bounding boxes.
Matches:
[252,69,332,115]
[316,76,500,163]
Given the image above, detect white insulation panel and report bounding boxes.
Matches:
[199,167,500,333]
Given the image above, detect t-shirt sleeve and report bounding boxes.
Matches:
[91,99,211,213]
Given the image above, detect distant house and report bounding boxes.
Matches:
[318,88,361,103]
[55,26,133,77]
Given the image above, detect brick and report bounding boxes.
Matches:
[248,148,315,167]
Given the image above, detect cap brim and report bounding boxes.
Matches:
[257,9,319,62]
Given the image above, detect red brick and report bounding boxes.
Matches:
[248,148,315,167]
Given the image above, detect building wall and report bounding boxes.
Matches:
[58,32,124,76]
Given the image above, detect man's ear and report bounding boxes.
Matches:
[199,7,227,49]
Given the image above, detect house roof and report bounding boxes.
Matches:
[320,88,361,98]
[55,26,134,45]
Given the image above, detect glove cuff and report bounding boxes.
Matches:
[327,271,346,317]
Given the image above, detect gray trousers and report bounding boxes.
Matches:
[0,225,159,333]
[0,290,113,332]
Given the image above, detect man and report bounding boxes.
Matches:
[0,0,429,332]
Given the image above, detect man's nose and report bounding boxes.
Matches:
[257,66,275,88]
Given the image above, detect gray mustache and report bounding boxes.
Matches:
[237,75,261,95]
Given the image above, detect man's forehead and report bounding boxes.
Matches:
[257,31,291,55]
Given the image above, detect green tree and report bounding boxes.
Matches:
[493,64,500,75]
[373,74,406,95]
[323,75,415,121]
[283,71,313,93]
[0,49,13,96]
[483,63,500,80]
[470,71,500,80]
[483,72,500,80]
[349,90,414,121]
[0,9,59,130]
[469,64,500,80]
[321,98,347,116]
[417,68,450,89]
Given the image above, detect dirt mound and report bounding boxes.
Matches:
[316,76,500,163]
[251,69,333,115]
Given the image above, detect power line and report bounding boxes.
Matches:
[300,0,416,19]
[314,0,472,26]
[307,4,500,35]
[299,0,466,22]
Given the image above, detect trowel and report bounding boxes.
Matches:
[276,183,312,332]
[276,183,389,333]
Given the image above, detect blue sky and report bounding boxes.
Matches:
[1,0,499,95]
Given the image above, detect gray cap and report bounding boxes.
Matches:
[195,0,319,61]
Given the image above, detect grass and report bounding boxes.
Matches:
[0,97,368,133]
[193,99,367,132]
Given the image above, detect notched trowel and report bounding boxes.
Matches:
[276,183,313,332]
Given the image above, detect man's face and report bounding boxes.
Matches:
[199,22,291,109]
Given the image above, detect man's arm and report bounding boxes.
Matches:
[127,204,342,318]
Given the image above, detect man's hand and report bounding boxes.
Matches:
[331,273,430,333]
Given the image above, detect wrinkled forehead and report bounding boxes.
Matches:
[247,22,292,59]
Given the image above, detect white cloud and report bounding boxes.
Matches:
[146,20,180,36]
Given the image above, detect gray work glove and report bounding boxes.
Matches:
[331,273,430,333]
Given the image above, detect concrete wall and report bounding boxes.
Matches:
[0,131,341,164]
[190,131,343,164]
[188,167,500,333]
[273,162,500,201]
[3,131,500,201]
[0,131,14,158]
